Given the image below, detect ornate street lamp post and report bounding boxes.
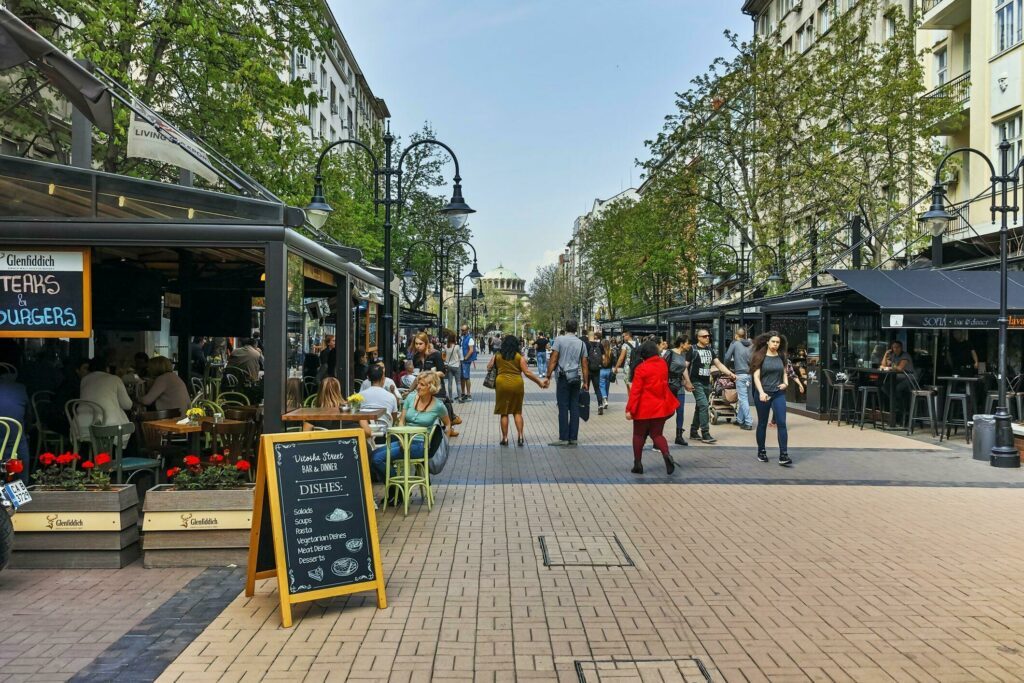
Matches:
[304,130,474,371]
[919,138,1021,468]
[402,238,482,334]
[700,242,783,332]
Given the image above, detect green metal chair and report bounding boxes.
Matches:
[30,391,64,460]
[89,423,161,485]
[0,417,20,461]
[383,425,434,515]
[64,399,104,456]
[303,393,319,407]
[191,398,223,415]
[217,391,251,407]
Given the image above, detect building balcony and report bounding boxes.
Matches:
[920,0,970,30]
[922,70,970,133]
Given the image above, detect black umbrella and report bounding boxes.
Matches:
[0,8,113,134]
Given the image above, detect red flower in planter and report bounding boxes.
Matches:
[81,461,95,470]
[235,460,251,472]
[210,454,224,464]
[56,453,75,466]
[5,459,23,475]
[183,455,200,467]
[94,453,111,466]
[39,452,56,466]
[166,467,181,479]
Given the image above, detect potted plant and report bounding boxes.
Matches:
[11,452,141,568]
[185,407,206,425]
[141,452,254,568]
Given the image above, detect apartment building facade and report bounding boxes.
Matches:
[745,0,914,53]
[918,0,1020,242]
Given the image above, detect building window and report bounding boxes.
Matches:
[820,1,831,34]
[997,0,1023,53]
[885,14,897,40]
[935,47,948,86]
[995,114,1023,170]
[758,8,771,35]
[796,27,805,52]
[319,114,327,139]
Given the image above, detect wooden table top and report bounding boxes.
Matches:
[147,416,245,434]
[281,407,386,422]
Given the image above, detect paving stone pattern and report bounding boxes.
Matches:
[69,567,247,682]
[0,564,201,682]
[154,356,1024,682]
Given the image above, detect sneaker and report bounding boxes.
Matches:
[548,440,569,447]
[566,440,578,447]
[598,406,604,416]
[700,433,717,444]
[740,424,753,431]
[689,429,699,440]
[779,453,792,467]
[757,451,769,463]
[464,395,473,402]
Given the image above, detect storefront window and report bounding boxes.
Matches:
[843,313,884,368]
[286,254,304,379]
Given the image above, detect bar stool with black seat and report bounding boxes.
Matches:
[905,372,939,437]
[823,369,857,425]
[857,382,882,430]
[940,380,974,442]
[985,375,1021,420]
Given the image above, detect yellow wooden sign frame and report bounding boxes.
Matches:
[0,246,92,339]
[245,428,387,628]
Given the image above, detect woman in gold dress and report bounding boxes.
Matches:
[487,335,545,446]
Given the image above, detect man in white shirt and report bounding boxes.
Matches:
[360,365,399,430]
[360,361,403,405]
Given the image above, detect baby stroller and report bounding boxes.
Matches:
[709,371,738,425]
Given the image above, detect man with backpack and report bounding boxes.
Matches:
[586,331,606,415]
[545,320,589,447]
[686,328,736,444]
[613,330,640,393]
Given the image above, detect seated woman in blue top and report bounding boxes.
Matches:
[370,370,451,482]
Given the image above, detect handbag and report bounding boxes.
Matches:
[483,364,497,389]
[578,390,591,422]
[427,425,449,475]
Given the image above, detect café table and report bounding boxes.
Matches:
[281,407,386,428]
[146,416,245,453]
[844,367,904,430]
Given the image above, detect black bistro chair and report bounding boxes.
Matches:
[823,369,857,426]
[905,371,939,437]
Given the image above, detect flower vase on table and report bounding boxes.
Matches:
[185,407,205,425]
[347,393,364,412]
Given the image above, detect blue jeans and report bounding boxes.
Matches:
[599,368,612,402]
[370,438,425,482]
[735,373,753,427]
[755,390,788,453]
[674,389,687,430]
[690,383,711,434]
[536,351,547,378]
[556,376,581,441]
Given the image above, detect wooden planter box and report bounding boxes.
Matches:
[11,486,140,569]
[141,485,254,568]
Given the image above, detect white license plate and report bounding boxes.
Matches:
[3,481,31,509]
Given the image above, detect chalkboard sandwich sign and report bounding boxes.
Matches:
[245,428,386,627]
[0,247,91,338]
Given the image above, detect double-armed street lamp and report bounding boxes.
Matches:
[304,130,474,371]
[401,238,482,334]
[700,242,783,331]
[919,138,1021,468]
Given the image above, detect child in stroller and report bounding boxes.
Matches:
[710,370,739,425]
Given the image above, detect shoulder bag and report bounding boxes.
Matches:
[483,359,498,389]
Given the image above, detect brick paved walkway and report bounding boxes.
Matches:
[154,357,1024,682]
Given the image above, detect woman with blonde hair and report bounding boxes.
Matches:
[369,370,451,481]
[302,376,343,431]
[139,355,189,415]
[411,331,460,436]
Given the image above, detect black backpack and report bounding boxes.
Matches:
[587,340,603,370]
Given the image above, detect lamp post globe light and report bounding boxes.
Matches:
[918,138,1020,468]
[305,129,474,372]
[703,242,783,331]
[401,237,481,335]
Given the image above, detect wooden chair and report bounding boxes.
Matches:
[200,420,248,462]
[137,408,185,464]
[30,391,64,459]
[89,423,160,485]
[222,406,260,460]
[64,399,105,456]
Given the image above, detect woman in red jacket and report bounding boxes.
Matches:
[626,340,680,475]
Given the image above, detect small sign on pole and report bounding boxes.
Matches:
[245,429,386,627]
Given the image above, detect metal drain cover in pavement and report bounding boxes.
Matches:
[574,657,712,682]
[538,533,635,567]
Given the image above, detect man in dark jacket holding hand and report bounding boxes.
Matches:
[725,328,754,430]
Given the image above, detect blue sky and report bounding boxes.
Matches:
[332,0,751,285]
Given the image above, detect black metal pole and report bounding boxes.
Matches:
[993,138,1018,467]
[382,131,394,371]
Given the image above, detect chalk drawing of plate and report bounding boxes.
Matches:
[331,557,359,577]
[325,508,353,522]
[345,538,364,552]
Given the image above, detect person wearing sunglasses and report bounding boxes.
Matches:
[686,329,736,443]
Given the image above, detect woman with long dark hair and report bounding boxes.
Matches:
[625,340,679,475]
[487,334,545,446]
[750,331,791,466]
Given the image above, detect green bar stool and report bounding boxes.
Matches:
[384,426,433,515]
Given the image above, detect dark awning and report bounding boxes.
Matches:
[762,297,822,314]
[0,8,113,134]
[829,269,1024,329]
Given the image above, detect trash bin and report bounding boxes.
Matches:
[972,414,996,461]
